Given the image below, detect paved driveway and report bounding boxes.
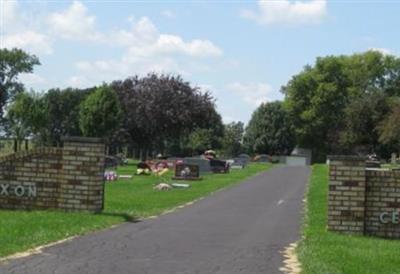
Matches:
[0,166,310,274]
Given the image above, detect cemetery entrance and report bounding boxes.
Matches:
[0,137,106,213]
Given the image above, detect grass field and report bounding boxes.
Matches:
[0,162,271,258]
[298,164,400,274]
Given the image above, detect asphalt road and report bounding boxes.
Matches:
[0,166,310,274]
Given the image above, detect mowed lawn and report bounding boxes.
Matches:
[0,162,271,258]
[298,164,400,274]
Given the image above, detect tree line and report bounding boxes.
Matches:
[2,48,399,161]
[244,50,400,161]
[0,48,244,158]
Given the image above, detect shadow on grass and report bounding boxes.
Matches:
[98,212,141,223]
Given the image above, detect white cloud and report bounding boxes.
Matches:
[226,82,272,107]
[2,1,223,90]
[47,1,102,41]
[161,10,175,19]
[75,55,190,84]
[3,31,53,55]
[115,17,222,59]
[68,75,94,88]
[72,15,222,84]
[369,47,394,56]
[2,0,18,27]
[46,3,220,59]
[112,17,159,47]
[46,6,222,58]
[125,34,222,59]
[198,84,215,92]
[19,73,47,85]
[1,0,53,55]
[241,0,327,26]
[222,115,235,124]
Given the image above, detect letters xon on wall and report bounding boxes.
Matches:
[328,156,400,239]
[0,137,105,213]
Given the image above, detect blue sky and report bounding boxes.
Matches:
[1,0,400,124]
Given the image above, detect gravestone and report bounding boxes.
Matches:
[209,159,229,173]
[105,156,118,169]
[167,157,183,161]
[225,159,234,165]
[255,154,270,162]
[237,154,251,166]
[238,154,250,162]
[173,164,201,180]
[183,157,211,174]
[231,158,246,169]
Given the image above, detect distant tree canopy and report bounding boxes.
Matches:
[221,121,244,157]
[0,48,40,119]
[187,128,215,155]
[378,99,400,152]
[282,50,400,160]
[112,73,223,157]
[244,101,295,155]
[5,91,46,151]
[40,88,95,146]
[79,85,122,141]
[340,91,390,153]
[4,48,400,160]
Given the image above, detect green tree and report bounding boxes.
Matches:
[40,87,94,146]
[0,48,40,119]
[187,128,214,155]
[221,121,244,157]
[112,73,223,157]
[282,56,349,158]
[340,91,390,154]
[79,85,122,140]
[5,91,46,151]
[378,99,400,153]
[282,50,400,159]
[244,101,295,155]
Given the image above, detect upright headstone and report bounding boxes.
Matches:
[231,158,246,169]
[209,159,229,173]
[237,154,251,165]
[183,157,212,174]
[255,154,270,162]
[173,164,201,180]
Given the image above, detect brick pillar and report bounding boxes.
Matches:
[327,156,366,234]
[59,137,105,213]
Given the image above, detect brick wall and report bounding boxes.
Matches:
[365,169,400,238]
[0,137,105,213]
[328,156,366,234]
[328,155,400,239]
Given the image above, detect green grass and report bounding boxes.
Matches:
[0,162,271,258]
[382,163,400,169]
[298,164,400,274]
